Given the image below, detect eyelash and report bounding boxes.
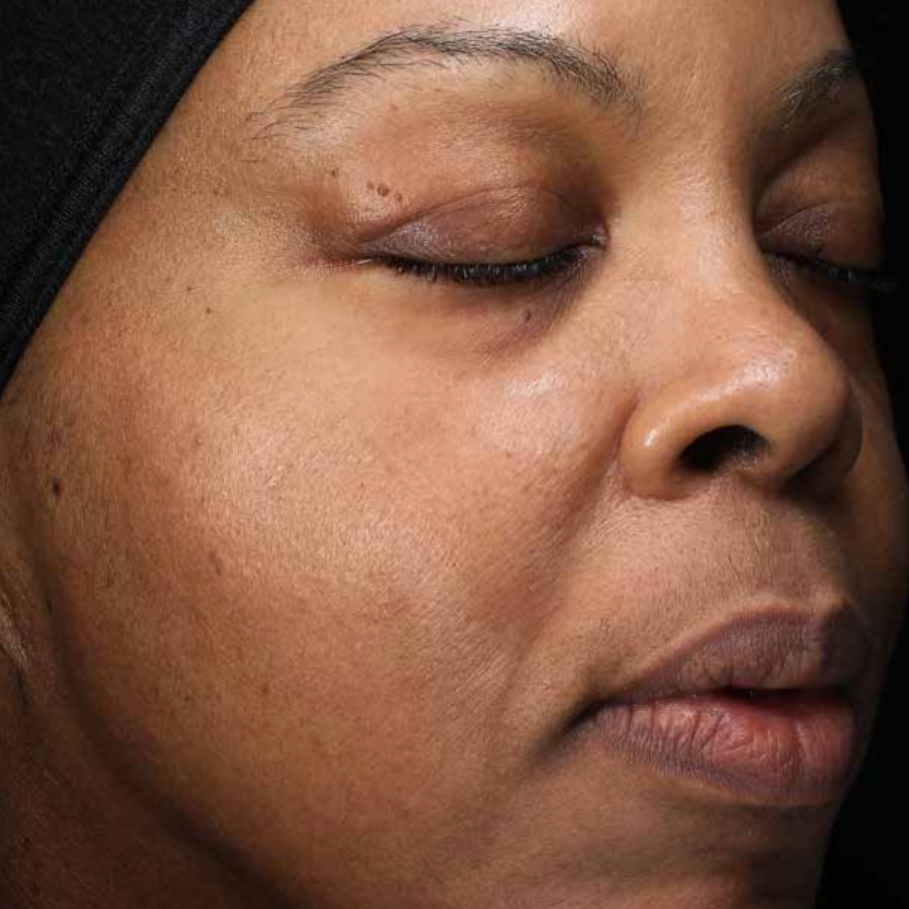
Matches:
[773,255,900,299]
[378,247,900,299]
[381,246,590,288]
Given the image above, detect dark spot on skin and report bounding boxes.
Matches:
[205,307,213,316]
[14,669,27,711]
[395,192,404,203]
[330,168,339,178]
[51,478,63,499]
[45,597,53,616]
[524,309,533,324]
[377,184,390,197]
[186,284,195,295]
[260,682,271,698]
[208,549,225,577]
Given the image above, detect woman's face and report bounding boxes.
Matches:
[4,0,909,906]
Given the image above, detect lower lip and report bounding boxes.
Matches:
[584,689,858,806]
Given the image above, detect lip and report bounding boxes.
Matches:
[584,686,859,806]
[573,604,875,806]
[602,606,872,705]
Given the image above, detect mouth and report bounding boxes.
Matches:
[570,605,873,807]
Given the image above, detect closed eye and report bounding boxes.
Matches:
[375,244,596,289]
[370,245,900,301]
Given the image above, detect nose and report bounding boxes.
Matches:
[619,311,865,502]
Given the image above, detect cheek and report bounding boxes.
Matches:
[33,300,628,895]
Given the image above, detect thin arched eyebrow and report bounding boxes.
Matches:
[244,23,863,146]
[245,21,641,141]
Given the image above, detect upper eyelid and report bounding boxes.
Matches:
[350,185,593,250]
[758,204,885,267]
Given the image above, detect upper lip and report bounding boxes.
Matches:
[601,604,874,705]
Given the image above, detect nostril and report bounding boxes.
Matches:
[682,425,767,472]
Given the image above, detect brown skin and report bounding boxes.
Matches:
[1,0,908,906]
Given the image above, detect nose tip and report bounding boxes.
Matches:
[619,353,864,501]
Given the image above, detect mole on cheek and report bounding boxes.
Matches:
[377,184,390,197]
[50,477,63,499]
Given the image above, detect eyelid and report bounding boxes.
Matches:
[351,185,600,261]
[759,202,886,268]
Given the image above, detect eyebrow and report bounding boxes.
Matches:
[246,25,864,146]
[246,22,640,141]
[775,49,863,135]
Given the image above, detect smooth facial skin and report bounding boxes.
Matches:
[1,0,908,906]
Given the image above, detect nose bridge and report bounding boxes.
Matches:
[618,265,865,502]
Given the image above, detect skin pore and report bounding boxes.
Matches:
[1,0,908,906]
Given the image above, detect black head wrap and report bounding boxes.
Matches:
[0,0,256,393]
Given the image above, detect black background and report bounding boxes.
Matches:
[816,3,907,907]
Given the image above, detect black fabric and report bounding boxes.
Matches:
[816,849,908,908]
[0,0,256,393]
